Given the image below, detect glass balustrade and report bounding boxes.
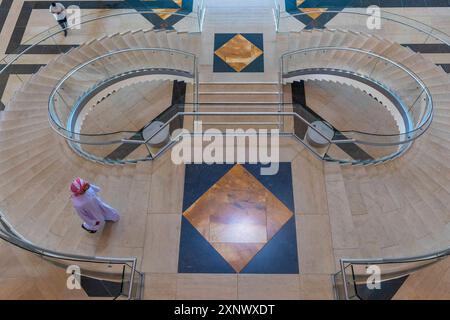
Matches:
[0,7,206,113]
[281,47,433,148]
[275,7,450,48]
[335,249,450,300]
[48,47,197,144]
[0,211,143,300]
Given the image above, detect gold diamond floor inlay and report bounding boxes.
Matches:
[296,0,327,20]
[152,0,183,20]
[183,165,293,272]
[214,34,263,72]
[153,9,179,20]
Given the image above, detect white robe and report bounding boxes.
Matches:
[49,3,66,21]
[71,184,120,231]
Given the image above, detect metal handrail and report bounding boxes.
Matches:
[272,0,281,32]
[0,210,141,299]
[278,8,450,47]
[0,5,206,64]
[196,0,207,32]
[103,109,407,166]
[51,101,422,146]
[0,9,202,74]
[281,46,433,142]
[338,247,450,300]
[342,247,450,266]
[48,47,197,137]
[134,111,355,146]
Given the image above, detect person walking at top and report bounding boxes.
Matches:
[70,178,120,233]
[49,2,68,37]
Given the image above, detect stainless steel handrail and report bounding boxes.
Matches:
[196,0,207,32]
[280,46,433,142]
[48,47,197,136]
[278,8,450,47]
[338,247,450,300]
[0,210,141,299]
[272,0,281,32]
[115,111,354,146]
[342,247,450,265]
[0,9,203,73]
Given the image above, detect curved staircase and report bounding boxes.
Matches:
[278,30,450,281]
[0,29,201,258]
[283,29,445,128]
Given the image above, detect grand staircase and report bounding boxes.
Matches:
[281,29,448,117]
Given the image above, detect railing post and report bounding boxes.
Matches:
[278,57,284,131]
[340,259,350,300]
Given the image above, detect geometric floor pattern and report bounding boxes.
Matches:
[285,0,351,29]
[178,163,299,274]
[213,33,264,72]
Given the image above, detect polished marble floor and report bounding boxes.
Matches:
[179,163,299,274]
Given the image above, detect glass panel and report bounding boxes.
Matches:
[282,47,432,151]
[120,263,143,300]
[45,48,196,164]
[333,271,346,300]
[0,228,141,300]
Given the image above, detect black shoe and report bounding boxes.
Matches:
[81,224,96,233]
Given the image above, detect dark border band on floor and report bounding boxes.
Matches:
[291,80,374,161]
[0,64,45,111]
[0,0,13,34]
[402,43,450,53]
[5,0,193,55]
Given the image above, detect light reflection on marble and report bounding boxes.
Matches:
[183,164,293,272]
[214,34,263,72]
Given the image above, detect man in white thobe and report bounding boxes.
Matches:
[49,2,68,36]
[70,178,120,233]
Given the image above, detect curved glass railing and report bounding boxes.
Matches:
[0,210,143,300]
[48,47,197,142]
[0,8,205,107]
[274,7,450,147]
[58,103,355,164]
[49,99,421,165]
[334,248,450,300]
[87,103,405,166]
[48,46,426,165]
[46,47,197,164]
[1,8,204,62]
[275,7,450,48]
[281,47,433,147]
